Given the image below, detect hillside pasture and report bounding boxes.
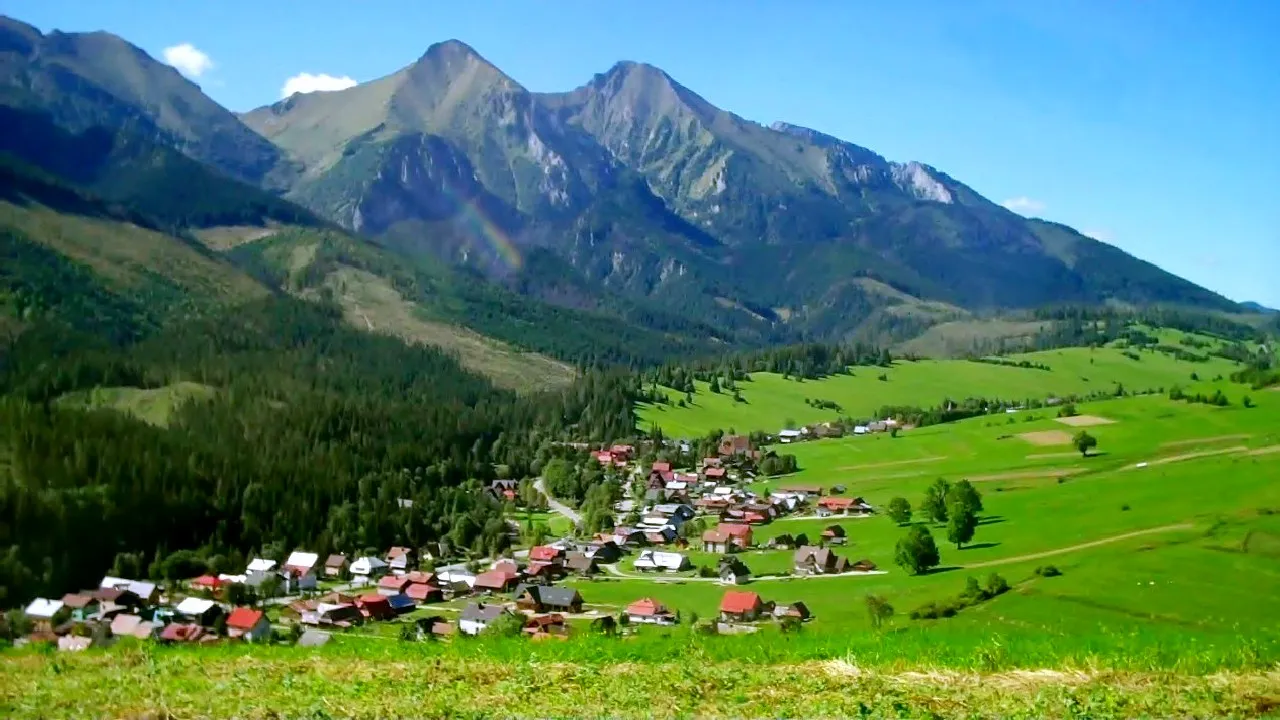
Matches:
[598,391,1280,667]
[637,343,1242,437]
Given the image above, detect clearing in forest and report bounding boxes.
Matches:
[1054,415,1116,427]
[1018,430,1074,446]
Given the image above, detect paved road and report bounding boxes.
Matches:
[534,477,582,525]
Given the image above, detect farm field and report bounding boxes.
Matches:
[571,388,1280,662]
[636,341,1243,437]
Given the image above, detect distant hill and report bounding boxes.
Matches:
[1242,301,1277,314]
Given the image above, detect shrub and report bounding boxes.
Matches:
[1035,565,1062,577]
[985,573,1010,596]
[1120,504,1131,512]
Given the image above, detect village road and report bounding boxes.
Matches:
[534,477,582,525]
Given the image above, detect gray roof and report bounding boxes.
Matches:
[514,584,581,607]
[460,603,506,622]
[297,630,331,647]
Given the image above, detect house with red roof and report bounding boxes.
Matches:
[625,597,677,625]
[405,582,443,603]
[528,545,564,564]
[474,570,519,594]
[377,574,412,596]
[189,575,223,593]
[704,466,727,481]
[719,591,767,622]
[355,594,395,621]
[226,607,271,642]
[652,461,672,474]
[718,523,753,549]
[158,623,207,644]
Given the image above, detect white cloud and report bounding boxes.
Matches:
[1083,228,1113,242]
[163,43,214,79]
[1000,196,1046,215]
[280,72,358,98]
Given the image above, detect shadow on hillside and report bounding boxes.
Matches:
[977,515,1005,526]
[962,542,1000,550]
[924,566,962,576]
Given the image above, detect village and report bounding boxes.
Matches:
[14,430,889,651]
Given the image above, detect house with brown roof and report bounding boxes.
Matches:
[404,571,436,586]
[563,552,599,576]
[626,597,677,625]
[323,554,348,578]
[704,466,727,481]
[719,591,767,622]
[385,546,417,574]
[474,570,519,594]
[821,525,847,545]
[60,593,100,622]
[781,484,823,496]
[702,528,733,554]
[523,613,569,640]
[719,435,751,457]
[652,461,672,474]
[793,546,851,575]
[226,607,272,642]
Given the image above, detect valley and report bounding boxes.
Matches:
[0,8,1277,718]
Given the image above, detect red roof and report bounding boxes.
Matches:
[474,570,515,590]
[378,575,411,591]
[626,598,668,617]
[491,560,521,575]
[705,467,727,478]
[529,546,561,562]
[226,607,264,630]
[719,591,762,614]
[652,462,672,473]
[405,583,442,601]
[159,623,203,642]
[404,571,436,585]
[595,452,612,464]
[356,593,390,607]
[719,523,752,539]
[819,497,856,509]
[190,575,222,589]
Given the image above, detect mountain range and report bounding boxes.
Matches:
[0,16,1241,359]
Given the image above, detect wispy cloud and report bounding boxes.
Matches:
[1000,196,1046,215]
[163,43,214,79]
[281,72,358,98]
[1083,228,1113,242]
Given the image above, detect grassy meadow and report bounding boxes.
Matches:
[637,340,1242,437]
[6,334,1279,716]
[54,381,215,428]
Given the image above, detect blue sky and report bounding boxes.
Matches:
[8,0,1278,306]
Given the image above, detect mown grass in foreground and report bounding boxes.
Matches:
[3,641,1278,719]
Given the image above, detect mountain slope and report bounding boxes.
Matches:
[0,15,293,188]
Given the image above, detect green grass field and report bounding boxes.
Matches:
[54,381,216,428]
[577,386,1280,664]
[637,342,1242,437]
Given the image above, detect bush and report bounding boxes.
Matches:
[1120,504,1131,512]
[697,566,718,579]
[985,573,1010,596]
[1035,565,1062,577]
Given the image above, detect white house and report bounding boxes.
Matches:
[98,576,159,604]
[436,569,476,588]
[350,556,389,580]
[459,603,509,636]
[778,429,805,443]
[853,426,869,435]
[25,597,64,621]
[282,551,319,592]
[634,550,690,573]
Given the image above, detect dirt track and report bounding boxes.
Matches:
[1160,434,1252,448]
[962,524,1195,569]
[836,456,947,472]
